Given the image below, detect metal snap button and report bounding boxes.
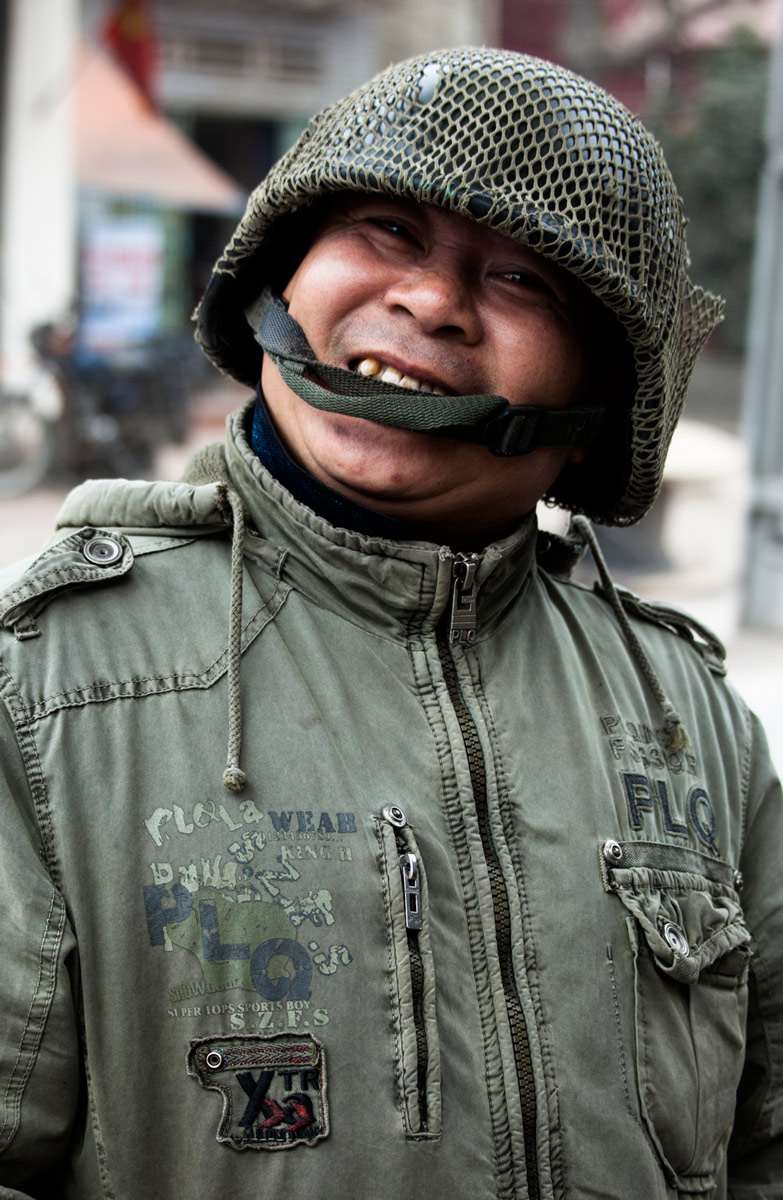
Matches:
[83,535,123,566]
[662,921,690,957]
[382,804,407,828]
[205,1050,224,1070]
[733,869,744,892]
[603,839,624,866]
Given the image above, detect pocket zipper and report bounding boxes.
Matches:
[383,805,429,1132]
[400,851,423,931]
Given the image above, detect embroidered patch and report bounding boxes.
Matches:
[188,1033,329,1150]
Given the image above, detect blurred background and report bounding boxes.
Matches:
[0,0,781,764]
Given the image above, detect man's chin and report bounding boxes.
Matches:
[307,430,458,506]
[318,468,434,510]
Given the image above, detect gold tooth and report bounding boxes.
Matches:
[353,358,447,394]
[356,357,381,376]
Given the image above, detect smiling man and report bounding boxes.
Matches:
[261,196,590,545]
[1,47,782,1200]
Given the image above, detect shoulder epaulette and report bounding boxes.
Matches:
[0,527,133,640]
[604,584,727,677]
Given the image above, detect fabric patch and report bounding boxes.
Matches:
[188,1033,328,1150]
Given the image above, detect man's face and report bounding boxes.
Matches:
[261,196,588,546]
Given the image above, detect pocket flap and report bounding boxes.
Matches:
[611,864,750,985]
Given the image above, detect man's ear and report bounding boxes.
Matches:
[569,445,586,465]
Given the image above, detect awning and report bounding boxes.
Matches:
[76,41,247,215]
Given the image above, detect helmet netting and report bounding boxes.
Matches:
[196,47,723,526]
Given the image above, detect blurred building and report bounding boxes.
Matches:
[0,0,496,379]
[81,0,497,319]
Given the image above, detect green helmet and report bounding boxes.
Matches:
[195,46,722,526]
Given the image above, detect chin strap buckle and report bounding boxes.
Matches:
[477,404,607,457]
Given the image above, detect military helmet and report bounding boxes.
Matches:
[196,46,722,526]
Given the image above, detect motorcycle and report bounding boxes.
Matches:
[0,324,197,497]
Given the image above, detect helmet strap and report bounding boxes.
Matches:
[246,288,606,457]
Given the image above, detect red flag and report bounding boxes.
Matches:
[101,0,159,109]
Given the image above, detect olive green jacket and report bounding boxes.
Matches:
[0,405,781,1199]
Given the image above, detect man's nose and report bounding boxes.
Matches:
[384,265,482,342]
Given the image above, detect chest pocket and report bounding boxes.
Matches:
[601,840,750,1193]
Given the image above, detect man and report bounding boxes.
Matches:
[1,47,781,1200]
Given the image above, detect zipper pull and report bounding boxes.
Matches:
[400,852,423,930]
[449,553,480,646]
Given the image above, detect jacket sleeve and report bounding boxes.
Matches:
[0,688,81,1197]
[727,710,783,1198]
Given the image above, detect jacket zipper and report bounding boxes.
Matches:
[440,554,540,1198]
[383,805,429,1133]
[448,552,480,646]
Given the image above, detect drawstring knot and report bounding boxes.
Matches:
[222,487,248,792]
[223,764,247,792]
[571,515,691,753]
[663,708,691,752]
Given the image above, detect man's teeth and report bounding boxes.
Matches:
[356,357,381,376]
[354,357,445,395]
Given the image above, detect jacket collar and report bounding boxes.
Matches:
[52,400,543,643]
[224,402,540,642]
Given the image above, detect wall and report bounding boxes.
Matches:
[0,0,78,385]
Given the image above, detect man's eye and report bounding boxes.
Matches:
[367,217,416,241]
[500,270,556,297]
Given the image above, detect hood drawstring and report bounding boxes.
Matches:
[571,515,691,752]
[222,487,248,792]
